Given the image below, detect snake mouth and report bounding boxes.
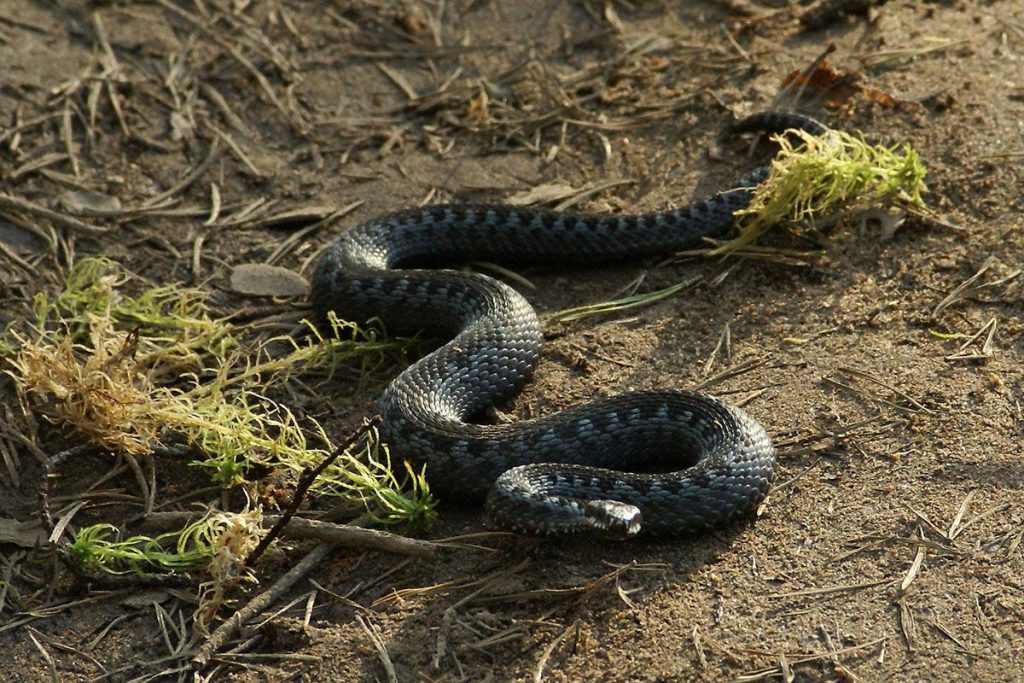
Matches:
[584,500,643,539]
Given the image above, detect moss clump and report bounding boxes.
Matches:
[6,257,436,539]
[716,128,928,253]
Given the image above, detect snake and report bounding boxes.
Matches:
[311,112,828,537]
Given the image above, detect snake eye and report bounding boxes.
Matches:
[584,500,642,540]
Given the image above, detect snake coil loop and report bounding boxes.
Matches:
[312,112,827,536]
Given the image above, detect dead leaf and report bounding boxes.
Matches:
[121,589,172,609]
[57,189,122,215]
[506,182,578,206]
[779,58,897,107]
[169,110,194,142]
[230,263,308,297]
[0,517,47,548]
[467,87,492,125]
[245,206,336,230]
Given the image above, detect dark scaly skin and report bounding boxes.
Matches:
[312,112,827,537]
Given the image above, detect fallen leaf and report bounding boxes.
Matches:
[57,189,122,215]
[121,589,173,608]
[245,206,336,230]
[0,517,47,548]
[779,58,897,107]
[230,263,309,297]
[506,182,579,206]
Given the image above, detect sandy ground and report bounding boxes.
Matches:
[1,1,1023,681]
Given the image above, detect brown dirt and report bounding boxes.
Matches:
[2,1,1024,681]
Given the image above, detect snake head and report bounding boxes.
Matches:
[584,500,642,540]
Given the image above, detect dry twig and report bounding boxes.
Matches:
[191,543,332,671]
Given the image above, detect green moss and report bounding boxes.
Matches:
[716,128,928,254]
[9,257,436,536]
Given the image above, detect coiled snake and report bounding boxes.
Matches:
[312,112,828,537]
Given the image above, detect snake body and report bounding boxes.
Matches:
[312,112,827,537]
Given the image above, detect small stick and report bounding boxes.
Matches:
[199,82,250,134]
[691,356,769,392]
[773,43,837,109]
[357,614,398,683]
[62,100,80,178]
[205,122,264,177]
[282,517,437,558]
[141,143,223,208]
[0,239,35,275]
[244,416,381,567]
[39,444,97,537]
[39,444,192,588]
[151,0,299,125]
[533,621,578,683]
[143,512,438,559]
[191,543,332,671]
[0,193,108,234]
